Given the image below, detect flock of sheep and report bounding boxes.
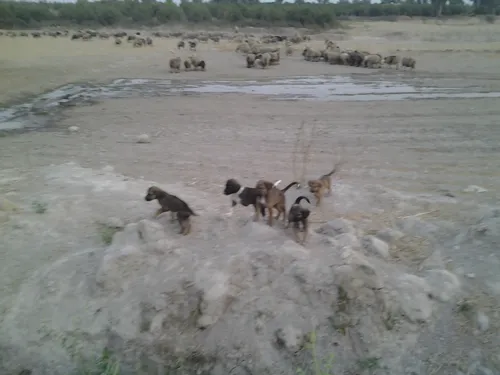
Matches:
[235,38,416,70]
[2,27,416,71]
[301,40,416,70]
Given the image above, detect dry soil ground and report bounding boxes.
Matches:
[1,19,500,374]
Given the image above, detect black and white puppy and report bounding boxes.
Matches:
[223,178,281,217]
[287,196,311,245]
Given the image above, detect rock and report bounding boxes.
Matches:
[335,233,361,249]
[136,134,151,143]
[316,219,355,237]
[393,274,433,323]
[424,269,461,302]
[335,257,384,295]
[468,362,495,375]
[195,270,230,329]
[0,197,20,212]
[68,126,80,132]
[362,235,390,259]
[275,326,304,353]
[376,228,404,243]
[476,311,490,332]
[463,185,487,193]
[330,312,352,329]
[99,216,125,229]
[137,219,166,243]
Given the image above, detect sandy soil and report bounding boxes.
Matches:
[1,19,500,374]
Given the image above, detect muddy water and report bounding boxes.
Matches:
[2,75,500,131]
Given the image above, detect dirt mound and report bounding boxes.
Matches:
[0,163,462,375]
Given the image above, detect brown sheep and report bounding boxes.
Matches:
[363,54,383,68]
[114,38,122,45]
[256,52,271,68]
[339,52,349,65]
[269,51,280,65]
[324,51,341,65]
[383,55,401,69]
[303,47,322,62]
[236,42,251,54]
[177,40,185,49]
[133,38,144,47]
[184,59,192,71]
[146,37,153,46]
[286,46,293,56]
[401,56,416,70]
[169,57,182,73]
[246,53,256,68]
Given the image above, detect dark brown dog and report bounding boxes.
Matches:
[176,211,192,235]
[307,164,342,206]
[255,180,299,227]
[223,178,281,219]
[144,186,197,235]
[287,196,311,245]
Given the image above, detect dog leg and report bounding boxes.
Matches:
[267,205,274,226]
[170,211,176,222]
[155,208,164,218]
[254,203,261,222]
[315,192,322,207]
[293,222,301,243]
[225,207,234,217]
[301,219,309,245]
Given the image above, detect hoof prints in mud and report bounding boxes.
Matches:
[2,76,500,131]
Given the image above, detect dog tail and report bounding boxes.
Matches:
[294,196,311,205]
[281,181,299,193]
[185,204,198,216]
[325,162,345,177]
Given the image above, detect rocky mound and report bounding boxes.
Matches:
[0,163,462,375]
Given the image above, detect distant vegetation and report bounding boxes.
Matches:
[0,0,498,30]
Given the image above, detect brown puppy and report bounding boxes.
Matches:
[144,186,197,235]
[307,164,341,206]
[287,196,311,245]
[255,180,299,227]
[223,178,281,219]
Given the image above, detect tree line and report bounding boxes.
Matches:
[0,0,498,30]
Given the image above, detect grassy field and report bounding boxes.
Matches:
[1,18,500,106]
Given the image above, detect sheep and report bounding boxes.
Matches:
[246,53,256,68]
[363,54,383,68]
[255,52,271,68]
[303,47,322,62]
[269,51,280,65]
[169,57,182,72]
[383,55,401,69]
[347,51,365,67]
[401,56,416,70]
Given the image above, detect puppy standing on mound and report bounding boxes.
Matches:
[287,196,311,245]
[307,163,342,206]
[255,180,299,227]
[144,186,197,235]
[223,178,281,219]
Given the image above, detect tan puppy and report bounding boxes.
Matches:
[255,180,299,227]
[307,164,342,206]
